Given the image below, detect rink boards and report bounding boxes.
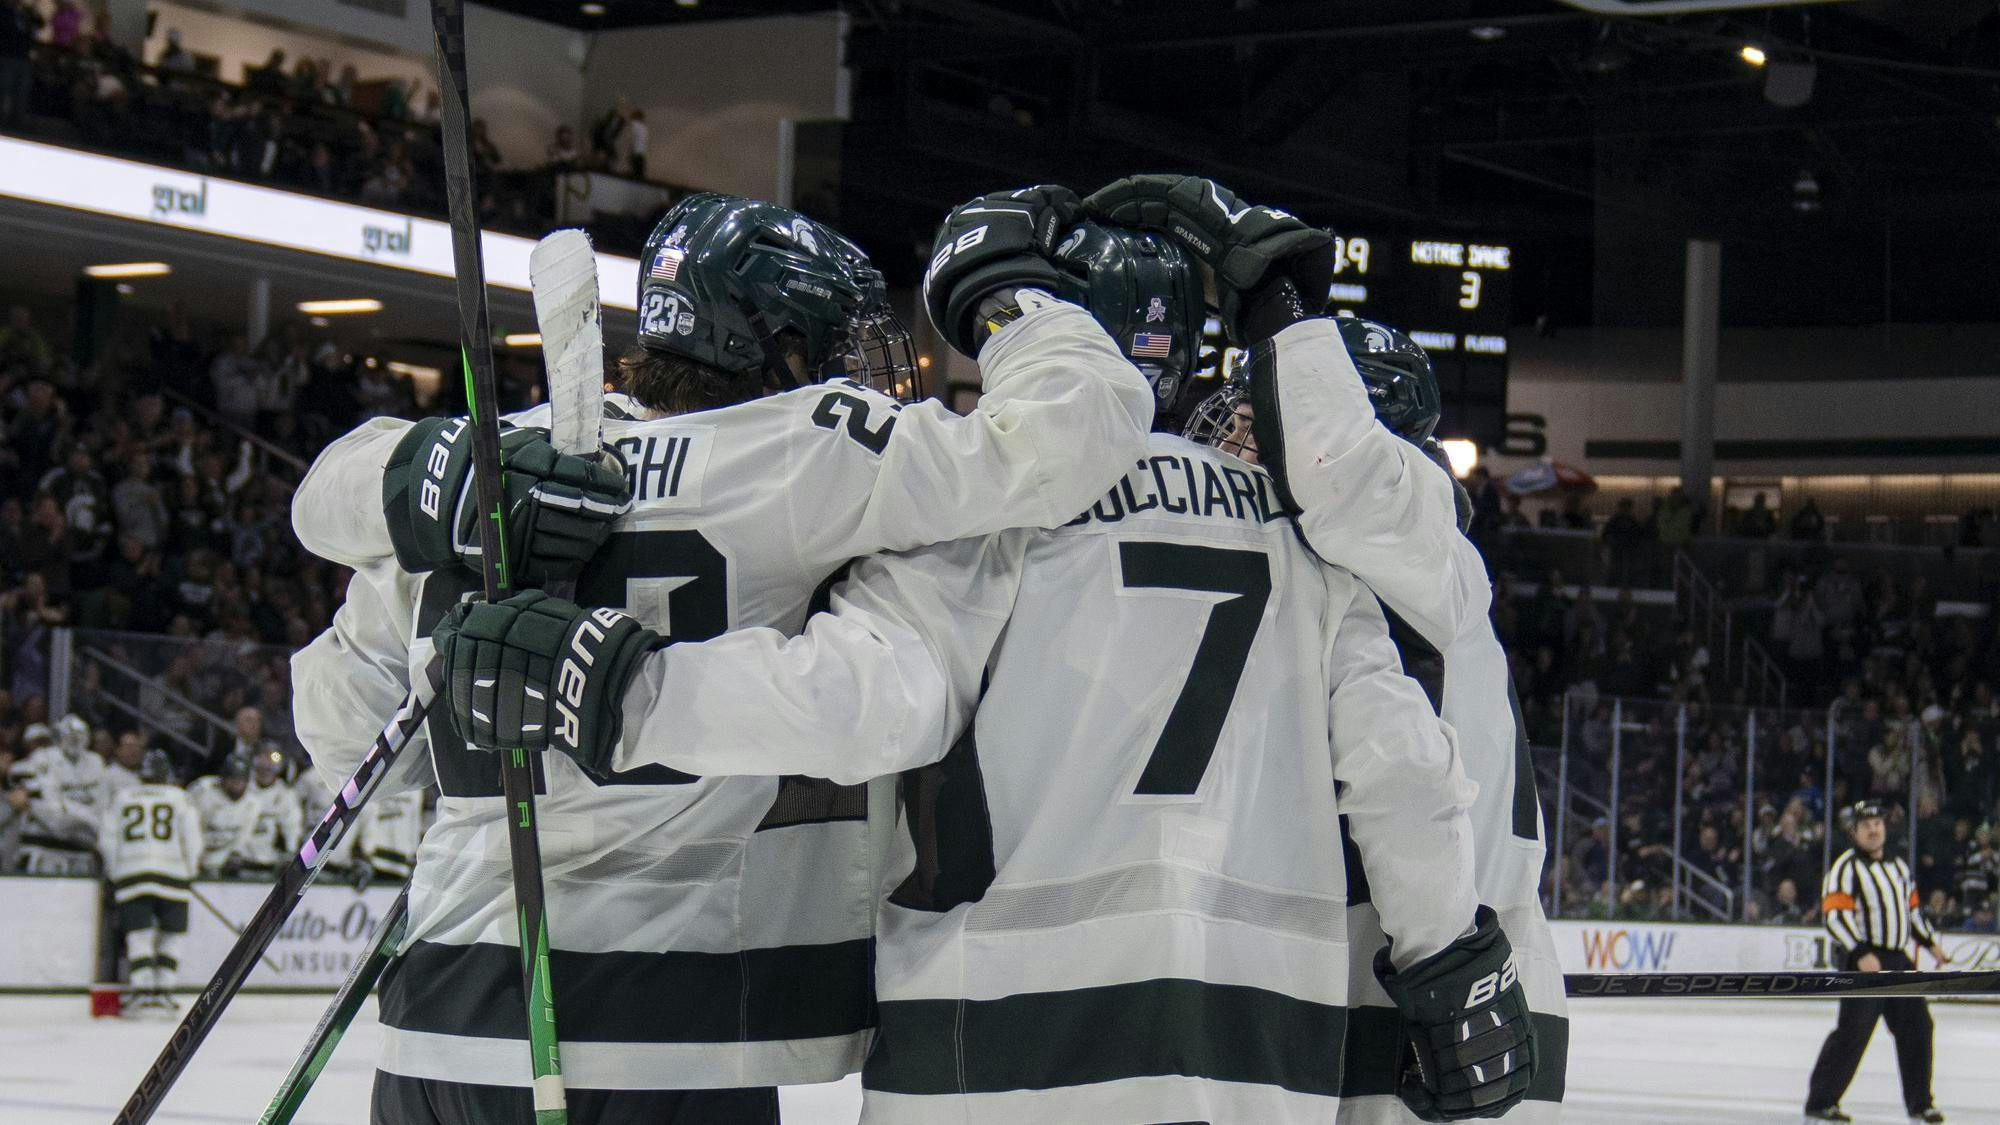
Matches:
[7,875,1997,993]
[0,875,402,991]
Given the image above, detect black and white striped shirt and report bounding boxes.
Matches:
[1822,848,1938,954]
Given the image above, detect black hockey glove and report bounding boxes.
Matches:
[383,418,632,588]
[1083,174,1332,345]
[922,184,1083,358]
[1374,905,1538,1122]
[431,590,663,777]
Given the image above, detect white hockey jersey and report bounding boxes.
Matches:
[98,783,202,904]
[614,432,1482,1124]
[18,747,110,856]
[289,295,1154,1092]
[186,778,258,875]
[355,789,427,879]
[235,778,304,868]
[1256,318,1566,1120]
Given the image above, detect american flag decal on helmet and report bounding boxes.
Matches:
[1130,333,1173,358]
[651,248,685,281]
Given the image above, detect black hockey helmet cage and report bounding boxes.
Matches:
[1050,220,1208,423]
[636,192,922,402]
[1180,376,1258,462]
[1334,315,1442,444]
[139,748,175,784]
[221,751,251,781]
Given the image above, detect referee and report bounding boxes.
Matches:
[1804,801,1950,1124]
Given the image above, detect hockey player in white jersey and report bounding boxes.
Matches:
[231,746,304,875]
[187,752,256,876]
[290,189,1155,1122]
[1091,173,1566,1121]
[353,788,426,884]
[432,221,1535,1125]
[98,748,202,1014]
[15,717,110,874]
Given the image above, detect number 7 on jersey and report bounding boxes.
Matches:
[1118,541,1272,796]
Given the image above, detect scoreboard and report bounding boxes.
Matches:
[1192,233,1513,449]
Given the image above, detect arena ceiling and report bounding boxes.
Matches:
[818,0,2000,329]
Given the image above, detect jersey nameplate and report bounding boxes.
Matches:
[611,427,714,508]
[1065,453,1284,530]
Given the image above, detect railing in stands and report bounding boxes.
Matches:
[1674,548,1792,708]
[160,390,309,476]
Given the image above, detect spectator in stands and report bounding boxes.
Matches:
[591,95,633,169]
[0,0,37,126]
[1790,496,1827,541]
[1870,723,1912,798]
[625,108,648,179]
[156,28,194,76]
[1769,877,1809,924]
[0,304,54,377]
[330,63,357,108]
[1655,485,1700,549]
[1739,492,1777,539]
[546,123,582,170]
[208,335,262,430]
[1560,493,1591,530]
[471,117,502,178]
[48,0,80,50]
[245,49,287,97]
[1601,497,1646,585]
[1946,727,1993,821]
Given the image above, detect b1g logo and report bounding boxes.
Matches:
[363,219,413,257]
[151,179,207,219]
[642,290,696,338]
[1464,955,1519,1007]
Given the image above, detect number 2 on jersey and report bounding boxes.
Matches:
[418,528,733,797]
[1119,541,1272,796]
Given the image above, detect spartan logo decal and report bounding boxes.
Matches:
[788,217,821,253]
[1363,324,1394,353]
[1056,227,1087,259]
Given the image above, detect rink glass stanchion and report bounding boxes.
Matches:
[1670,703,1685,920]
[1741,707,1756,919]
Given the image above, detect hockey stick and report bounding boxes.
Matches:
[185,883,285,975]
[112,662,440,1125]
[257,885,409,1125]
[1566,969,2000,999]
[428,6,568,1119]
[255,233,606,1123]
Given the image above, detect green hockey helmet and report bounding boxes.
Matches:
[636,192,920,401]
[1051,221,1208,422]
[1334,316,1441,444]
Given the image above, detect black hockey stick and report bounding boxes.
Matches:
[1566,969,2000,999]
[112,661,440,1125]
[428,3,568,1120]
[257,884,410,1125]
[256,229,606,1124]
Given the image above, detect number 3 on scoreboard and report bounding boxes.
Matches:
[1118,541,1272,797]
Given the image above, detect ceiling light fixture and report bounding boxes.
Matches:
[1740,44,1767,66]
[1468,25,1506,41]
[297,298,383,315]
[503,332,543,347]
[84,261,171,278]
[580,3,606,15]
[1438,439,1479,480]
[675,0,699,8]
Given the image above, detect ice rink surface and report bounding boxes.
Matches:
[7,994,1999,1124]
